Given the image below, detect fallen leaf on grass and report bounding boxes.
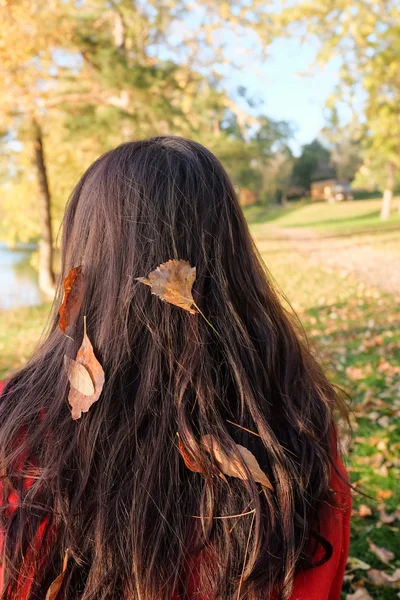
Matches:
[59,266,84,333]
[66,317,105,420]
[358,504,372,518]
[367,538,395,565]
[377,489,393,501]
[347,556,371,571]
[377,415,391,428]
[346,588,373,600]
[378,504,396,524]
[46,549,69,599]
[368,568,400,588]
[346,366,364,380]
[201,435,273,490]
[136,259,197,313]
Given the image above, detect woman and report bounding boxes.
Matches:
[0,136,351,600]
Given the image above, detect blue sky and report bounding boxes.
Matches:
[224,37,340,154]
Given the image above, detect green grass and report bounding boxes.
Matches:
[0,303,51,379]
[251,226,400,599]
[1,215,400,598]
[245,198,400,235]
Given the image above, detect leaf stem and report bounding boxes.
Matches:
[83,315,87,338]
[192,302,221,338]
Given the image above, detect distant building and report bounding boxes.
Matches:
[238,188,256,206]
[311,179,353,202]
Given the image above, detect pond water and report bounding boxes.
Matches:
[0,243,44,310]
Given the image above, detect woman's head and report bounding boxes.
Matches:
[1,137,341,600]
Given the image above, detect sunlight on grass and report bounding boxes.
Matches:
[251,224,400,600]
[0,303,51,379]
[246,199,400,234]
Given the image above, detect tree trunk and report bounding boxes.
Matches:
[32,119,55,296]
[380,162,395,220]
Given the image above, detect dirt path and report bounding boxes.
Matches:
[274,227,400,296]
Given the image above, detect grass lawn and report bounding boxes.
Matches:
[245,198,400,244]
[0,303,51,380]
[0,207,399,598]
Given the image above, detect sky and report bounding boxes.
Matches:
[224,37,340,155]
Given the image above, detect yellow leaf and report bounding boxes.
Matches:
[137,259,197,314]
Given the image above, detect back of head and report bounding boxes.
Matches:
[0,136,339,600]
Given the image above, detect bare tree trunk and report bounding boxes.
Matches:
[113,10,126,52]
[32,119,55,296]
[380,162,395,220]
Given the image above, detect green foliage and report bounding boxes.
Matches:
[0,0,292,245]
[291,139,332,190]
[277,0,400,195]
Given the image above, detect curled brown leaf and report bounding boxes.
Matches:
[59,266,84,333]
[67,317,105,420]
[367,538,395,566]
[45,549,69,600]
[64,357,95,396]
[346,589,373,600]
[368,568,400,588]
[201,434,273,490]
[177,434,203,474]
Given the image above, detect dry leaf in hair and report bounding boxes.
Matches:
[136,259,197,314]
[59,266,84,333]
[46,549,69,600]
[67,317,105,420]
[368,568,400,588]
[177,435,203,473]
[367,538,395,565]
[64,356,95,396]
[201,434,273,490]
[346,589,373,600]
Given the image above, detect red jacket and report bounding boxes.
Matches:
[0,381,351,599]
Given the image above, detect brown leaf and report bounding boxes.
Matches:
[201,435,273,490]
[358,504,372,517]
[59,266,84,333]
[67,317,105,420]
[367,538,395,566]
[346,589,373,600]
[64,357,95,396]
[177,435,203,473]
[377,489,393,500]
[368,568,400,588]
[136,259,197,313]
[378,504,396,524]
[46,549,69,600]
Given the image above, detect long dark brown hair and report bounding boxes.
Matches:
[0,136,345,600]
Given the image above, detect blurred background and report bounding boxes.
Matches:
[0,1,399,597]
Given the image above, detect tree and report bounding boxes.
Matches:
[323,122,363,183]
[291,139,332,191]
[277,0,400,218]
[0,0,279,293]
